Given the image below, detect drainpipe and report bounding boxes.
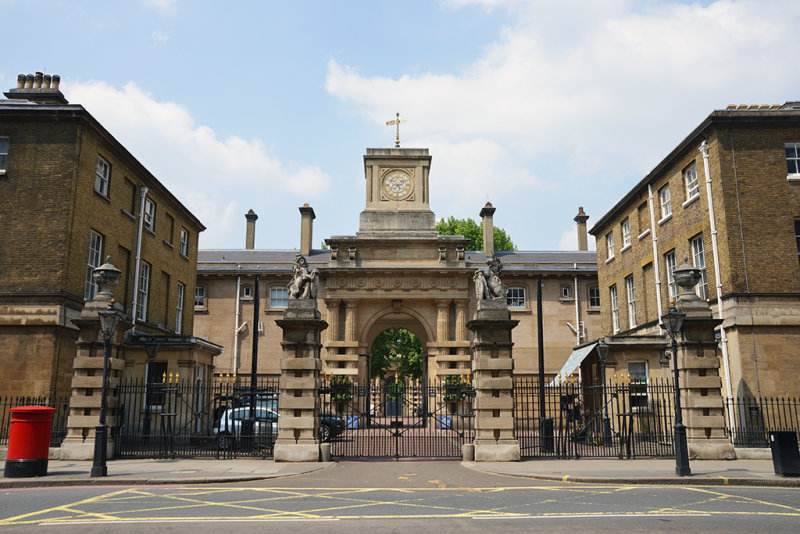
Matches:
[647,184,664,323]
[233,269,243,375]
[130,186,148,332]
[701,140,734,423]
[573,265,581,344]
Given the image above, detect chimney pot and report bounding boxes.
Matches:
[25,74,34,89]
[52,75,60,90]
[16,74,25,89]
[34,72,43,89]
[43,74,52,89]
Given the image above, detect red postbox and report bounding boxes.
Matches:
[4,406,56,478]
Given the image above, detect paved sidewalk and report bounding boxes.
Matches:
[1,457,798,488]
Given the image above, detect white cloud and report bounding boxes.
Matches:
[141,0,178,13]
[65,80,331,248]
[326,0,800,219]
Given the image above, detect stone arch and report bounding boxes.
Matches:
[359,304,435,352]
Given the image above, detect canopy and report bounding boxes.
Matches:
[548,341,597,386]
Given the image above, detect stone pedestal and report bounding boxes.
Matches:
[676,293,736,460]
[273,299,327,462]
[60,297,126,460]
[467,299,520,462]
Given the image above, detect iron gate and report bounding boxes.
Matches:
[321,379,474,459]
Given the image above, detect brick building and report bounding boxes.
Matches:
[194,147,601,384]
[0,73,220,400]
[589,102,800,400]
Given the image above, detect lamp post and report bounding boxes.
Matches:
[662,303,690,477]
[596,338,612,444]
[90,257,121,478]
[91,303,120,477]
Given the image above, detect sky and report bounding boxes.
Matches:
[4,0,800,252]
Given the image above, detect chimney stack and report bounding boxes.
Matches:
[574,206,589,251]
[299,204,316,256]
[5,72,68,104]
[480,202,496,257]
[245,209,258,250]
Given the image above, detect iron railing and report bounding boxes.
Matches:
[514,378,676,458]
[0,395,69,448]
[114,377,279,458]
[725,396,800,447]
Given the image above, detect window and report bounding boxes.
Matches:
[621,218,631,248]
[610,285,620,333]
[637,202,650,237]
[144,198,156,231]
[270,286,288,308]
[683,163,699,201]
[690,235,708,300]
[0,136,8,173]
[588,286,600,308]
[180,228,189,256]
[606,231,615,260]
[194,286,206,309]
[84,231,104,300]
[137,260,151,321]
[560,285,571,299]
[664,250,677,301]
[125,179,138,214]
[659,184,671,220]
[241,285,253,299]
[507,287,526,308]
[145,360,168,408]
[628,361,649,409]
[786,143,800,177]
[95,156,110,197]
[625,275,636,329]
[165,214,175,244]
[175,282,185,334]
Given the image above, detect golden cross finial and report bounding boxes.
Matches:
[386,112,405,147]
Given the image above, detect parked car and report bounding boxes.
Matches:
[212,403,345,447]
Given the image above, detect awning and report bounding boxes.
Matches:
[548,341,597,386]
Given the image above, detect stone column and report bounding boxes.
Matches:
[675,290,735,460]
[344,301,357,342]
[274,299,327,462]
[467,299,520,461]
[60,262,127,461]
[325,300,340,344]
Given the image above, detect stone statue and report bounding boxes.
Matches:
[474,256,508,301]
[288,254,319,300]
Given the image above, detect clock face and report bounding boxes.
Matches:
[382,170,413,200]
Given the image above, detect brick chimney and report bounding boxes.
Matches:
[299,204,315,255]
[574,206,589,251]
[4,72,68,104]
[245,209,258,250]
[480,202,496,257]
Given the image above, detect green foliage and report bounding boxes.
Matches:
[435,216,517,251]
[326,375,353,401]
[370,328,424,381]
[442,375,468,401]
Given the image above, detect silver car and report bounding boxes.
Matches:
[213,406,278,449]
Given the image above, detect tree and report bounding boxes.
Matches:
[370,328,424,380]
[435,216,517,252]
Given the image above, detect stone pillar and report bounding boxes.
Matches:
[60,262,127,460]
[435,300,449,342]
[274,299,327,462]
[325,300,339,344]
[299,204,315,256]
[344,301,357,342]
[574,206,589,252]
[675,290,736,460]
[480,202,496,258]
[245,209,258,250]
[467,299,520,461]
[454,300,467,341]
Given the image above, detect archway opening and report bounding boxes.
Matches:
[369,328,423,382]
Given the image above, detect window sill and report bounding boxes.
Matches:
[509,308,531,314]
[193,306,208,313]
[120,208,136,221]
[587,308,601,314]
[145,227,156,236]
[179,253,189,261]
[638,229,650,241]
[94,190,111,203]
[620,244,631,254]
[787,174,800,182]
[657,214,672,226]
[162,239,174,249]
[682,195,699,208]
[0,170,7,176]
[264,308,286,315]
[605,256,615,265]
[558,297,574,304]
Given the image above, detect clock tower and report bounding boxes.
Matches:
[358,148,436,236]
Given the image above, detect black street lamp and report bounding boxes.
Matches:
[91,302,120,477]
[662,303,690,477]
[596,338,612,444]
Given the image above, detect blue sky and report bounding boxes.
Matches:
[4,0,800,251]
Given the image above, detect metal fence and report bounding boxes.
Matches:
[514,378,677,458]
[0,395,70,448]
[115,377,279,458]
[725,396,800,447]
